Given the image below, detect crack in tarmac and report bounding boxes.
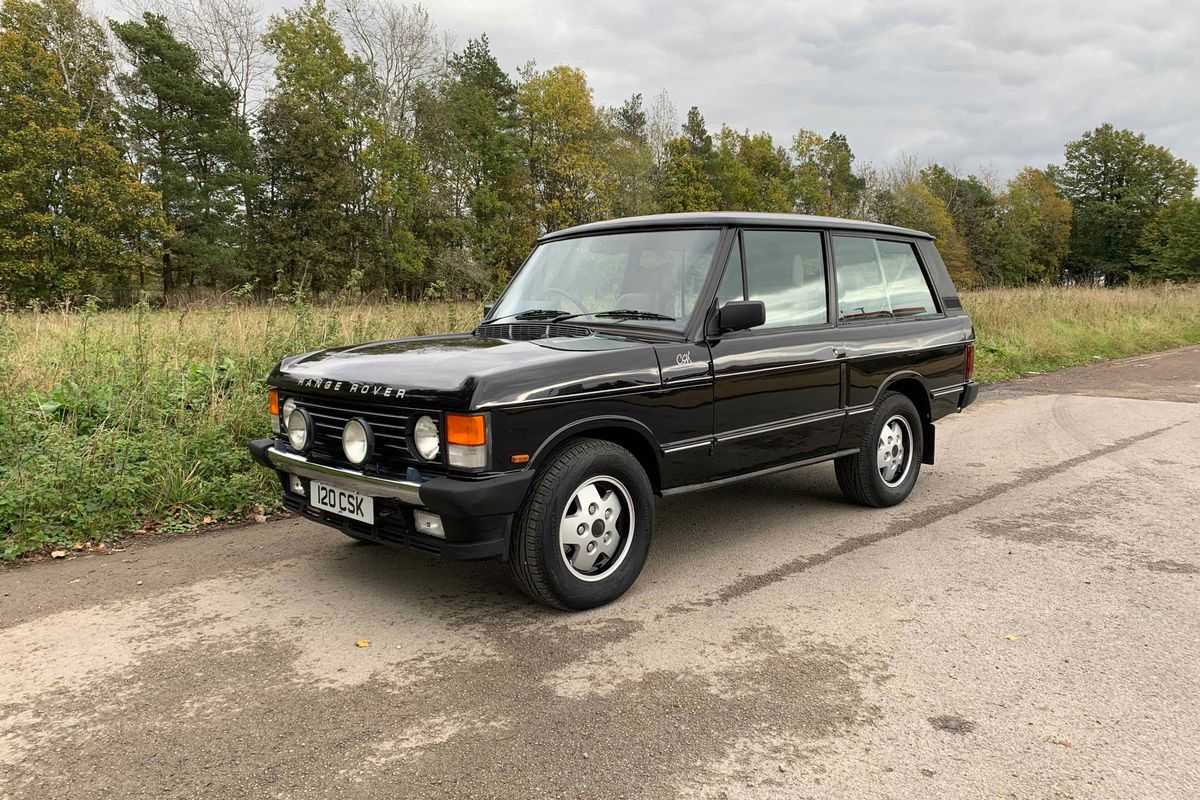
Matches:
[693,420,1187,607]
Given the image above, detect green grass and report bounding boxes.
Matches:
[1,286,1197,559]
[963,286,1200,382]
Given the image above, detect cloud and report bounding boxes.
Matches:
[100,0,1200,181]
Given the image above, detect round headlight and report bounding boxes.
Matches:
[286,407,311,450]
[281,397,296,421]
[342,418,372,464]
[413,415,440,460]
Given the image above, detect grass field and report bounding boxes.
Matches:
[2,286,1197,559]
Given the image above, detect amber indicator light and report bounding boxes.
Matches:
[268,389,280,416]
[510,454,530,464]
[446,414,487,446]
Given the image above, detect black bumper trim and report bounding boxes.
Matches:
[959,381,980,410]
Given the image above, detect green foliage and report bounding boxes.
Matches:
[110,13,254,294]
[1055,123,1197,284]
[1134,198,1200,282]
[0,0,1197,308]
[0,300,483,558]
[0,1,164,305]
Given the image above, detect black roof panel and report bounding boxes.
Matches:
[539,212,934,241]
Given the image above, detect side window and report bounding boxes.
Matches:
[743,230,827,328]
[833,236,938,322]
[714,243,745,306]
[876,240,938,317]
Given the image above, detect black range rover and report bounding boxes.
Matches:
[250,212,979,609]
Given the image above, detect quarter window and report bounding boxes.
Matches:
[743,230,827,328]
[833,236,938,322]
[715,243,745,306]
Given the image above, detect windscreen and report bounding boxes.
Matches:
[491,229,722,331]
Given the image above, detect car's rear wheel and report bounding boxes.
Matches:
[508,438,653,610]
[835,391,923,507]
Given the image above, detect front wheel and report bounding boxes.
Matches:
[508,439,654,610]
[835,391,923,507]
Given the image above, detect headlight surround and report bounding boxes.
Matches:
[342,417,373,465]
[285,406,312,450]
[413,415,440,460]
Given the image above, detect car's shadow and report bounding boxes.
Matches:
[307,463,849,615]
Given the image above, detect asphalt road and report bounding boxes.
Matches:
[3,346,1199,799]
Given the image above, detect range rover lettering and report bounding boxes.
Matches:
[250,212,979,609]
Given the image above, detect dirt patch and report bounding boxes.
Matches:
[1147,559,1200,575]
[1,615,880,800]
[929,715,976,734]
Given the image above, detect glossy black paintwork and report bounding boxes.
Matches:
[267,215,976,495]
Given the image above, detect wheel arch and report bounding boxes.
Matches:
[875,372,935,465]
[529,416,663,493]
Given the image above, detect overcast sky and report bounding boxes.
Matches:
[102,0,1200,181]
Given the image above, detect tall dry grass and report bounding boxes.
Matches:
[1,287,1196,558]
[962,285,1200,382]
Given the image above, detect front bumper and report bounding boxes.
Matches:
[249,439,533,560]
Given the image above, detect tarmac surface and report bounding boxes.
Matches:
[2,345,1199,799]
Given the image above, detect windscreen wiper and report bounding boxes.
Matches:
[552,308,676,323]
[482,308,572,324]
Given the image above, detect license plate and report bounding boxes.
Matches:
[310,481,374,524]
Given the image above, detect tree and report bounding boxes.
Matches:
[415,35,532,291]
[658,137,719,212]
[340,0,443,137]
[0,0,113,123]
[517,64,614,232]
[994,167,1072,284]
[920,164,1000,282]
[711,126,794,212]
[254,0,373,294]
[871,179,979,287]
[0,5,163,304]
[791,130,864,217]
[111,13,254,294]
[606,93,657,218]
[1056,123,1197,283]
[1134,198,1200,282]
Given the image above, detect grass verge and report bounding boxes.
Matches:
[2,286,1197,559]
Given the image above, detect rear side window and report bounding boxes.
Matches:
[833,236,939,322]
[743,230,827,328]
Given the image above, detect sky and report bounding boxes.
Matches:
[100,0,1200,182]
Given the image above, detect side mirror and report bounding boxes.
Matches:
[716,300,765,332]
[482,303,494,319]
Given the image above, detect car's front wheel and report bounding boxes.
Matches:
[508,438,653,610]
[835,391,923,507]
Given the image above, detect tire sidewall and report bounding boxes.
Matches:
[868,394,923,503]
[533,444,654,609]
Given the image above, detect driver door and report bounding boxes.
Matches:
[709,229,845,480]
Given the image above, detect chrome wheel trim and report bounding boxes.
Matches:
[877,414,913,487]
[558,475,634,582]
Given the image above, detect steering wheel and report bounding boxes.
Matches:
[543,287,588,314]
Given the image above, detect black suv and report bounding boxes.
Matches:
[250,212,978,609]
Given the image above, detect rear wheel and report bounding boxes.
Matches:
[836,391,923,507]
[509,438,653,610]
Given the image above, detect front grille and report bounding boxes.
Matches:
[283,393,440,476]
[475,322,592,341]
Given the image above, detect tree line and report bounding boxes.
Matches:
[2,0,1198,307]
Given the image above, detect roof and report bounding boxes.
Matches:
[539,212,934,242]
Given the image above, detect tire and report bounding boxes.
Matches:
[508,438,654,610]
[835,391,923,507]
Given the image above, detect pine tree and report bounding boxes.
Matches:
[111,13,254,294]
